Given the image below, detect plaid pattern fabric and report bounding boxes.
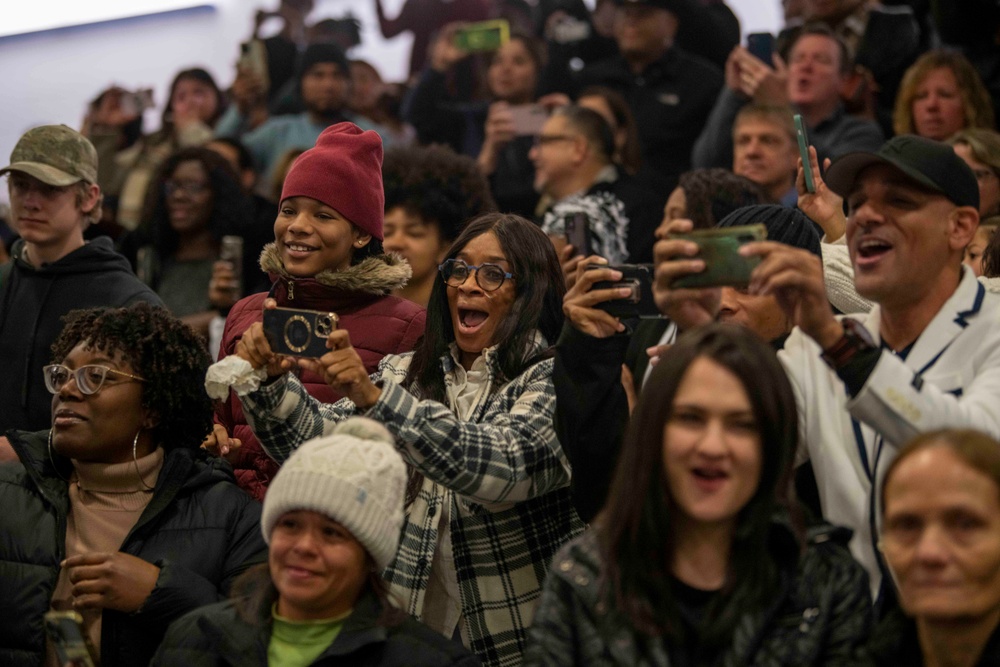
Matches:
[244,342,585,667]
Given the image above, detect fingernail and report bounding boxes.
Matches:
[610,271,622,280]
[646,346,658,355]
[618,287,632,297]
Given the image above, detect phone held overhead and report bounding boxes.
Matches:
[671,224,768,289]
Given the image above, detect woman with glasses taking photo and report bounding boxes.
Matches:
[0,303,266,667]
[233,211,583,667]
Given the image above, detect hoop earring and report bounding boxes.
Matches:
[47,430,69,482]
[133,430,154,491]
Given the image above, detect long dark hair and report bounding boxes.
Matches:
[133,146,251,262]
[403,212,565,403]
[600,324,801,643]
[161,67,225,132]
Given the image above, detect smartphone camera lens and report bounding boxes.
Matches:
[315,314,334,337]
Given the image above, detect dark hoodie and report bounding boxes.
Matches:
[0,429,267,667]
[0,237,162,435]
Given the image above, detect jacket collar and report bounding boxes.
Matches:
[863,267,987,372]
[260,243,412,309]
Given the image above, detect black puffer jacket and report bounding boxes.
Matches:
[0,430,267,667]
[151,584,481,667]
[524,521,873,666]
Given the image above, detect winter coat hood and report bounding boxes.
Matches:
[259,243,412,296]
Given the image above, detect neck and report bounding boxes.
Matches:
[24,236,85,268]
[459,349,482,372]
[671,518,734,590]
[308,109,344,126]
[766,178,795,204]
[796,99,838,130]
[551,165,602,202]
[175,229,217,261]
[879,267,962,350]
[393,274,435,308]
[918,610,1000,667]
[625,47,666,75]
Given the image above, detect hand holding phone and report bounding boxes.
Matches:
[746,32,775,64]
[263,308,339,359]
[794,114,816,194]
[454,20,510,52]
[564,212,592,258]
[671,224,767,289]
[508,104,548,136]
[589,264,664,319]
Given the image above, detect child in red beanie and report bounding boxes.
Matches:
[212,122,427,500]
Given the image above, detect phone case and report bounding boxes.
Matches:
[747,32,775,63]
[672,224,767,289]
[794,114,816,194]
[263,308,339,359]
[454,20,510,52]
[508,104,548,136]
[591,264,664,319]
[45,611,97,667]
[564,212,591,258]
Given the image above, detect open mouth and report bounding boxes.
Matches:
[691,467,729,491]
[458,308,489,334]
[855,237,893,267]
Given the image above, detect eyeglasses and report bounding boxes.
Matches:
[438,258,513,292]
[972,168,998,183]
[532,134,576,148]
[43,364,146,396]
[164,181,208,197]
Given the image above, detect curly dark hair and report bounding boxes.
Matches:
[382,144,496,242]
[678,169,768,230]
[50,303,213,451]
[128,146,252,271]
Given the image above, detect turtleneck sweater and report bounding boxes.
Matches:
[46,447,165,666]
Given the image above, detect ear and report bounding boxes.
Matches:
[572,135,590,164]
[353,229,373,249]
[949,206,980,253]
[141,408,161,431]
[80,183,101,215]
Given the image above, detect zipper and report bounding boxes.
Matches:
[287,278,294,300]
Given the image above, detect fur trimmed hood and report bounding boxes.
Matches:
[259,243,412,296]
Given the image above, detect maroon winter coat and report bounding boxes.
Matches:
[215,245,426,500]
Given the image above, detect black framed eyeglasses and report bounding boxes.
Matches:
[438,258,513,292]
[43,364,146,396]
[164,181,208,197]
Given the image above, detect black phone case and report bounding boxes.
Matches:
[590,264,663,319]
[263,308,338,359]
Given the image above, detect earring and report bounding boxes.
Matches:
[133,430,154,491]
[47,430,69,482]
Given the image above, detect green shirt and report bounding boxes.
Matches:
[267,605,352,667]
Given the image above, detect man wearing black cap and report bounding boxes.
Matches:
[737,135,1000,604]
[577,0,723,201]
[216,43,371,185]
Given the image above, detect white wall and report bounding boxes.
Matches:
[0,0,780,205]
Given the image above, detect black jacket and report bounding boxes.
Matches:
[0,237,162,434]
[867,606,1000,666]
[151,586,481,667]
[0,430,267,667]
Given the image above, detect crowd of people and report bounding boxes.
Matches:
[3,0,1000,665]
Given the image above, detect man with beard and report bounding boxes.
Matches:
[217,43,371,185]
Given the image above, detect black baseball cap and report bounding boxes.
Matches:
[825,135,980,209]
[613,0,678,11]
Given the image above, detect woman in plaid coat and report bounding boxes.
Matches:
[236,212,585,667]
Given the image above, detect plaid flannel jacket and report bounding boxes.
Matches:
[243,341,585,667]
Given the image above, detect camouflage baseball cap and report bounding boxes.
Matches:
[0,124,98,186]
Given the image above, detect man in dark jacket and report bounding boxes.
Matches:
[577,0,724,202]
[0,125,161,448]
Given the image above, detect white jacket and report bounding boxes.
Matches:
[780,268,1000,598]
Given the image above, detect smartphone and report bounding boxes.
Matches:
[564,212,591,258]
[118,88,155,118]
[263,307,339,359]
[454,20,510,52]
[671,224,767,289]
[794,114,816,194]
[747,32,775,64]
[238,38,271,90]
[220,235,244,297]
[45,611,97,667]
[508,104,548,136]
[590,264,664,319]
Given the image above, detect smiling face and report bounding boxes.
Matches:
[787,34,844,116]
[165,159,212,234]
[274,196,370,277]
[269,510,370,621]
[882,445,1000,622]
[445,231,517,369]
[50,342,150,464]
[845,164,968,308]
[663,356,762,531]
[733,118,798,200]
[487,39,538,104]
[912,67,967,141]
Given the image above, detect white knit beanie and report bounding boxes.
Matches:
[260,417,407,570]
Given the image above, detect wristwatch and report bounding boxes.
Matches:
[821,317,876,370]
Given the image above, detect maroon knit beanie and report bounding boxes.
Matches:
[280,122,385,240]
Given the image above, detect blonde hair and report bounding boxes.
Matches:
[893,50,995,137]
